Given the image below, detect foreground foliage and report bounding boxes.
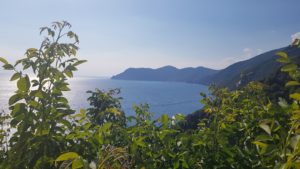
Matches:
[0,22,300,168]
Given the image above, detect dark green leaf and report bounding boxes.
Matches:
[73,60,87,67]
[3,64,14,70]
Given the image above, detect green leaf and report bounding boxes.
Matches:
[161,114,168,126]
[17,76,30,91]
[252,141,268,148]
[285,81,300,87]
[36,129,50,136]
[72,158,84,169]
[67,31,75,38]
[100,122,112,132]
[277,57,290,63]
[56,152,79,162]
[34,91,44,99]
[10,72,21,81]
[12,103,26,117]
[158,129,178,140]
[66,134,76,140]
[276,51,288,59]
[135,137,146,147]
[57,97,68,104]
[28,100,40,108]
[26,48,38,53]
[10,114,24,127]
[290,93,300,101]
[282,161,292,169]
[0,57,8,64]
[255,134,273,141]
[174,161,180,169]
[59,84,71,91]
[64,70,73,78]
[3,64,14,70]
[73,60,87,67]
[182,160,189,168]
[9,93,23,105]
[259,123,271,135]
[281,63,297,72]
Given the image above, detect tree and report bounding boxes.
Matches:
[86,88,125,127]
[0,21,86,169]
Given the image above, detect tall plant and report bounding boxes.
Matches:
[0,21,86,169]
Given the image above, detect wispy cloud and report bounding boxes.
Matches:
[221,48,264,68]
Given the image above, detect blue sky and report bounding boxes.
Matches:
[0,0,300,76]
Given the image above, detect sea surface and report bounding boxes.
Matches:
[0,73,208,118]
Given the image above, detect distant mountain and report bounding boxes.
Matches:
[206,46,300,89]
[111,65,219,84]
[111,46,300,89]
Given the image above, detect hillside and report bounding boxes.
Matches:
[112,46,300,89]
[111,65,219,84]
[207,46,300,89]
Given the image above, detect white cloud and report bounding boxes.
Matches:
[291,32,300,41]
[221,48,264,68]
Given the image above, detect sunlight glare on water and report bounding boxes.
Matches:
[0,73,208,118]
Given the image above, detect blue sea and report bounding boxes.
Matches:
[0,73,208,118]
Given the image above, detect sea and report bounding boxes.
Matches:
[0,73,208,118]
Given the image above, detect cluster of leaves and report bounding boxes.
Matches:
[0,21,86,169]
[0,21,300,168]
[56,64,300,168]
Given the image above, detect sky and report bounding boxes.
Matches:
[0,0,300,76]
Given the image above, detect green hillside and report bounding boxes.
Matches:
[208,46,300,89]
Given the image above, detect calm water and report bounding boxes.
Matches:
[0,73,208,118]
